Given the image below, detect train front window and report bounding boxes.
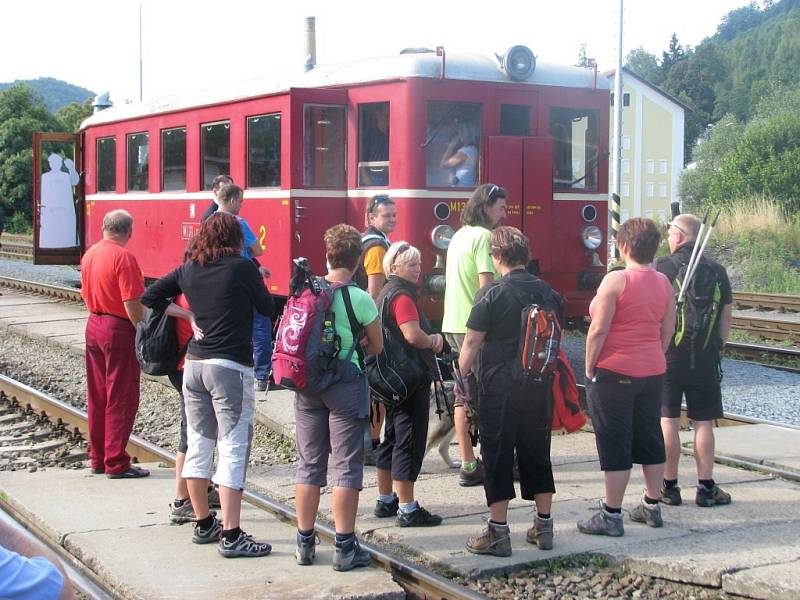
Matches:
[426,101,481,188]
[303,105,346,188]
[550,108,599,191]
[161,127,186,191]
[247,113,281,188]
[358,102,389,187]
[97,137,115,192]
[500,104,530,136]
[202,121,230,190]
[126,132,149,192]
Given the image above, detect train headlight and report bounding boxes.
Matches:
[431,225,454,250]
[581,225,603,250]
[502,45,536,81]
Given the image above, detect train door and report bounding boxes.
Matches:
[485,136,553,275]
[289,88,348,275]
[32,132,83,264]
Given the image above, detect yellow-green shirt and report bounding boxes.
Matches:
[441,225,496,334]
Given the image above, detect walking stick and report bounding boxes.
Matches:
[677,209,709,304]
[683,210,721,295]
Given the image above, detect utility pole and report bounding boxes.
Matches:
[139,0,143,101]
[610,0,624,262]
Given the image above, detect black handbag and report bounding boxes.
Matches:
[365,297,427,409]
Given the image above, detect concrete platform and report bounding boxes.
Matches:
[0,465,404,600]
[692,423,800,473]
[0,290,87,354]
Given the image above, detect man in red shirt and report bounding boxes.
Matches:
[81,209,148,478]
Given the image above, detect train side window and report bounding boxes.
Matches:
[426,101,481,188]
[500,104,530,136]
[161,127,187,191]
[550,108,599,191]
[247,113,281,188]
[358,102,389,187]
[96,137,116,192]
[126,132,149,192]
[303,105,346,188]
[202,121,230,190]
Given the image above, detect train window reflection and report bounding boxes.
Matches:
[303,105,346,188]
[202,121,230,190]
[500,104,530,136]
[426,101,481,188]
[247,113,281,188]
[161,127,186,191]
[358,102,389,187]
[97,137,115,192]
[126,132,148,192]
[550,108,598,191]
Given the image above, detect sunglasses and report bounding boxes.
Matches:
[368,194,392,212]
[667,221,687,235]
[392,243,411,265]
[487,185,499,202]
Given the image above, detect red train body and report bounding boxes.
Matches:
[43,49,610,320]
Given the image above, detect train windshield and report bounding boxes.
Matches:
[550,108,599,191]
[304,105,346,187]
[358,102,389,187]
[425,101,481,188]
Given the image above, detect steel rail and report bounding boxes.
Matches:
[0,375,484,600]
[0,276,83,301]
[733,291,800,312]
[0,504,115,600]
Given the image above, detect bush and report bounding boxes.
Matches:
[6,211,32,235]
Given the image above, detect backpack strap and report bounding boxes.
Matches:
[340,285,366,369]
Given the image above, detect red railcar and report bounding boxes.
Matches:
[34,46,609,320]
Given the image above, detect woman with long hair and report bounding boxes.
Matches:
[142,212,275,558]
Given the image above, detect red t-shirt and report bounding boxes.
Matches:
[389,294,420,326]
[175,294,193,371]
[80,239,144,320]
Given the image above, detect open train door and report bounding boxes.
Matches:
[32,132,83,265]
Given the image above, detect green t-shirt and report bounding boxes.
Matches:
[442,225,497,334]
[330,285,379,366]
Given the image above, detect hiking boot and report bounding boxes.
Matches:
[169,498,196,525]
[458,459,484,487]
[660,485,682,506]
[374,496,399,518]
[696,484,732,507]
[192,514,222,544]
[207,486,221,509]
[526,515,554,550]
[396,505,442,528]
[577,502,624,537]
[466,520,512,557]
[630,500,664,528]
[254,379,268,392]
[333,536,372,572]
[218,530,272,558]
[295,531,319,566]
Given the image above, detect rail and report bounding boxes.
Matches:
[0,375,484,600]
[733,291,800,313]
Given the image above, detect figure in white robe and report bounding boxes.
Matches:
[40,154,79,248]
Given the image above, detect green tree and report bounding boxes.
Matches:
[624,47,662,85]
[55,98,93,133]
[0,84,60,224]
[661,33,687,75]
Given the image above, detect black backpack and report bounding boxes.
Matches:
[135,307,181,376]
[672,258,723,361]
[353,230,390,290]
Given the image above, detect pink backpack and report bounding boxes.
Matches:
[272,259,361,393]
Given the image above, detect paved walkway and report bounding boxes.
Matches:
[2,289,800,598]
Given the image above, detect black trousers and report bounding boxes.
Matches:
[376,381,431,482]
[479,380,555,507]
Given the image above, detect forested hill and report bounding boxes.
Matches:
[0,77,94,112]
[624,0,800,159]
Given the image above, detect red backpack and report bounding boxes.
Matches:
[272,259,361,393]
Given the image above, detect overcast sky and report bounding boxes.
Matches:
[3,0,751,104]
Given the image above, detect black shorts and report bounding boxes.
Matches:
[376,381,430,482]
[479,380,555,507]
[586,368,665,471]
[661,355,723,421]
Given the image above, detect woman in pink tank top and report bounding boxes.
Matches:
[578,218,676,538]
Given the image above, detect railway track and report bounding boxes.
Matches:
[0,374,484,600]
[0,242,34,261]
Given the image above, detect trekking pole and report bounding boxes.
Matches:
[683,210,720,295]
[677,209,709,304]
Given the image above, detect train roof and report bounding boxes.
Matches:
[81,51,610,128]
